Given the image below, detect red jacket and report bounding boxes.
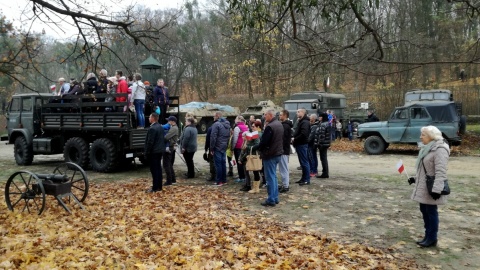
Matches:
[116,79,128,102]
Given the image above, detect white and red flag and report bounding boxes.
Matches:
[396,160,405,174]
[246,131,259,141]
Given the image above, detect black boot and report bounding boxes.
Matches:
[240,185,251,192]
[416,237,426,245]
[418,239,437,247]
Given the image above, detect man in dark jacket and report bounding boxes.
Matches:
[292,109,311,185]
[255,109,283,206]
[307,114,320,177]
[315,113,331,178]
[204,119,217,181]
[210,112,231,186]
[153,79,169,124]
[144,113,165,192]
[279,110,293,193]
[367,110,379,122]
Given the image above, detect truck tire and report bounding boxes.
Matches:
[14,136,33,165]
[64,137,89,169]
[364,136,386,155]
[198,120,208,134]
[90,138,117,172]
[459,115,467,135]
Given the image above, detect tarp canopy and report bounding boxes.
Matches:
[405,102,459,122]
[180,102,237,113]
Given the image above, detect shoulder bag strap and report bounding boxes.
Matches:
[421,158,427,175]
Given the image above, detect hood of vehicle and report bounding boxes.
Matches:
[358,121,387,129]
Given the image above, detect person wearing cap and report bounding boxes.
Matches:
[163,116,179,185]
[57,78,70,96]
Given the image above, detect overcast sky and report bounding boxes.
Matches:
[0,0,186,38]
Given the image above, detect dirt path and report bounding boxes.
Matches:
[1,142,479,269]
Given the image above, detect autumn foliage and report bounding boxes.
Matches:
[0,178,418,269]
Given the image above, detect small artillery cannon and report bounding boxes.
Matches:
[4,162,89,215]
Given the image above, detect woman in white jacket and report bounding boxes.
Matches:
[409,125,450,247]
[130,73,146,128]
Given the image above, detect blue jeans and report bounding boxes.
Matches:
[134,99,145,127]
[420,203,439,241]
[295,144,310,182]
[263,155,281,204]
[308,145,318,174]
[214,151,227,184]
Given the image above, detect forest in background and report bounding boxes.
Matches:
[1,0,480,119]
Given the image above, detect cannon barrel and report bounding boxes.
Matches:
[34,174,69,182]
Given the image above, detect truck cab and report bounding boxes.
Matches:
[283,91,346,126]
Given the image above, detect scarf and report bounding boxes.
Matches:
[415,140,436,170]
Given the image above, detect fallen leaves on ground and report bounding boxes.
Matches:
[0,179,417,269]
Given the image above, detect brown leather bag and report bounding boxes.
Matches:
[246,148,262,171]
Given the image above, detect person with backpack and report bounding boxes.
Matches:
[84,73,100,94]
[315,113,331,178]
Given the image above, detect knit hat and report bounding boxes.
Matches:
[144,81,150,86]
[107,77,117,84]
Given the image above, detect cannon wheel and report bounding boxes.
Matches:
[53,162,89,202]
[5,171,46,215]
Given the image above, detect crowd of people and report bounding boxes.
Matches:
[142,106,449,248]
[52,70,171,126]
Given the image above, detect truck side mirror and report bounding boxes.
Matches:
[318,97,323,102]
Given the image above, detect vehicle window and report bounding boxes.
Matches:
[10,98,20,112]
[411,108,429,119]
[420,93,434,100]
[434,93,450,101]
[297,103,311,109]
[22,98,32,111]
[284,103,297,110]
[405,93,420,102]
[391,109,407,120]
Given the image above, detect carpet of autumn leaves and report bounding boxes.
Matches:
[0,179,418,269]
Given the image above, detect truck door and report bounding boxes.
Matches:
[405,107,431,141]
[387,108,409,142]
[6,98,21,134]
[20,97,34,136]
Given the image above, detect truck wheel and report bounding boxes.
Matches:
[14,136,33,165]
[64,137,89,169]
[459,115,467,135]
[364,136,386,155]
[198,120,208,134]
[90,138,117,172]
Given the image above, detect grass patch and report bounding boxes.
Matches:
[467,124,480,135]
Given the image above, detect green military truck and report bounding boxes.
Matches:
[283,91,347,126]
[1,93,179,172]
[404,89,466,134]
[357,101,462,155]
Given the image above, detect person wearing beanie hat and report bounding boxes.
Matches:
[315,112,331,179]
[163,115,179,185]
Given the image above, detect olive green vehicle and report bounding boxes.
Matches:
[241,100,283,119]
[283,91,347,127]
[174,102,240,134]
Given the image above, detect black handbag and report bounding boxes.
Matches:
[422,159,450,196]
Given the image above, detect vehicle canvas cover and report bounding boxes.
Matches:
[403,102,458,122]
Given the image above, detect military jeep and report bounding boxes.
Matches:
[357,102,462,155]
